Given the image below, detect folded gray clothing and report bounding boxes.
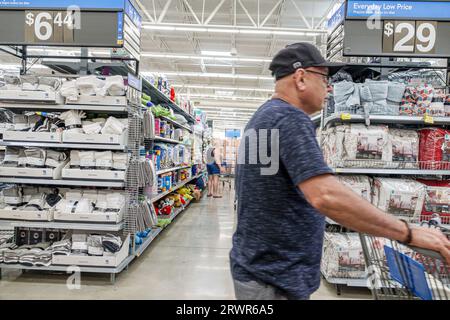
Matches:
[24,148,46,167]
[102,234,122,253]
[387,82,406,103]
[364,80,389,115]
[21,75,39,91]
[46,150,67,167]
[87,235,104,256]
[37,77,61,92]
[3,147,21,164]
[333,81,361,109]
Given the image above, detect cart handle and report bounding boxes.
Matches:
[407,245,446,261]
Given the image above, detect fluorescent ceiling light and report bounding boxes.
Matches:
[201,50,231,57]
[142,24,325,36]
[181,93,267,101]
[172,84,273,93]
[141,52,271,63]
[143,71,273,81]
[215,90,234,96]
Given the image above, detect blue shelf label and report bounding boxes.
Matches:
[117,11,124,45]
[0,0,126,9]
[347,1,450,20]
[327,2,346,33]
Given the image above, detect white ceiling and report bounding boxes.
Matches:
[0,0,342,128]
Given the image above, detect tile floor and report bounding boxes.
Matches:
[0,186,372,300]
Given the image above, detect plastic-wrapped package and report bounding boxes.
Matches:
[75,76,105,96]
[372,178,426,221]
[104,76,126,96]
[101,116,127,135]
[360,80,389,115]
[60,80,78,99]
[332,124,391,167]
[321,232,365,279]
[428,96,445,117]
[418,128,450,170]
[337,175,372,202]
[417,179,450,225]
[390,129,419,168]
[400,85,435,116]
[59,110,86,134]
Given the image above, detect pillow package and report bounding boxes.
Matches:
[337,175,372,202]
[372,178,426,221]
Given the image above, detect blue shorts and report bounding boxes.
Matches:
[207,163,220,175]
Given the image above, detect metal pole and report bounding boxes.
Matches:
[80,48,88,75]
[20,46,27,75]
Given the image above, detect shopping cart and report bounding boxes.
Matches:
[219,162,235,191]
[359,223,449,300]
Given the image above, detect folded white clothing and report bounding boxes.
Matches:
[37,77,61,93]
[82,122,102,134]
[71,241,88,251]
[24,148,46,167]
[92,118,107,125]
[79,151,95,168]
[104,76,126,96]
[22,187,39,203]
[113,153,127,170]
[60,80,78,99]
[56,199,79,214]
[76,76,105,96]
[106,193,125,210]
[70,150,80,167]
[60,110,86,133]
[3,147,20,164]
[12,114,30,131]
[65,190,83,201]
[74,198,94,213]
[101,116,126,135]
[95,151,113,168]
[46,150,67,167]
[83,190,98,202]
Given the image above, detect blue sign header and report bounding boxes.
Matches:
[125,0,142,30]
[347,1,450,20]
[0,0,125,9]
[327,3,346,33]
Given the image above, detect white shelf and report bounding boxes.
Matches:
[324,114,450,127]
[0,178,124,187]
[134,227,162,257]
[334,168,450,176]
[0,254,134,274]
[0,141,126,151]
[160,116,192,132]
[151,174,202,202]
[154,136,184,144]
[322,274,369,287]
[0,220,124,231]
[156,166,191,175]
[0,103,128,113]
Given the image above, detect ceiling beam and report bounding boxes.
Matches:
[290,0,312,29]
[157,0,172,23]
[260,0,283,27]
[182,0,202,25]
[205,0,227,25]
[237,0,257,27]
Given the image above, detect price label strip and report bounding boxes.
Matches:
[424,115,434,124]
[340,113,352,121]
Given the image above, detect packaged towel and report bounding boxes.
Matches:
[101,116,127,135]
[82,121,102,134]
[104,76,126,96]
[37,77,61,92]
[372,178,426,221]
[113,153,127,170]
[21,75,39,91]
[95,151,113,169]
[79,151,95,169]
[69,150,80,168]
[60,110,86,133]
[332,124,391,168]
[46,150,67,168]
[337,175,371,202]
[23,148,46,167]
[321,232,365,279]
[418,128,450,170]
[389,129,419,168]
[60,80,78,100]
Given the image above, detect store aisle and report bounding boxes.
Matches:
[0,186,371,300]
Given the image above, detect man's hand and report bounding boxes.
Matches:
[409,227,450,264]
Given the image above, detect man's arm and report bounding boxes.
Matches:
[299,174,450,263]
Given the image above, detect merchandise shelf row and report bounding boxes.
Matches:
[0,103,128,113]
[156,165,192,175]
[159,115,192,132]
[324,114,450,127]
[0,178,125,188]
[150,173,204,203]
[0,220,124,231]
[0,141,126,151]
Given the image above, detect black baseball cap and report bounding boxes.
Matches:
[269,42,345,80]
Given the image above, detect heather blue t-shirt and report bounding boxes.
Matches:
[230,98,333,300]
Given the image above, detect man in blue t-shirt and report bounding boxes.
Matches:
[230,42,450,300]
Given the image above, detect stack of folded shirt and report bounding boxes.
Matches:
[18,243,52,266]
[71,233,88,255]
[0,243,18,263]
[102,234,122,254]
[51,239,71,256]
[3,248,26,264]
[87,235,104,256]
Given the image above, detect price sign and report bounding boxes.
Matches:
[383,20,437,54]
[424,115,434,124]
[340,113,352,120]
[25,10,74,44]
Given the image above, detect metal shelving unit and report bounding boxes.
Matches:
[154,136,185,144]
[324,114,450,127]
[141,78,196,124]
[0,103,128,113]
[0,178,125,188]
[134,227,162,257]
[0,141,126,151]
[0,220,124,231]
[150,173,203,203]
[0,254,135,283]
[160,116,192,132]
[333,168,450,175]
[156,166,191,175]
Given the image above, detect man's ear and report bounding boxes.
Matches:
[293,69,306,91]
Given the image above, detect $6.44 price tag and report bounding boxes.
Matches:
[25,11,77,42]
[424,114,434,124]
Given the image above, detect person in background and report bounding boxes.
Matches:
[230,42,450,300]
[207,146,224,198]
